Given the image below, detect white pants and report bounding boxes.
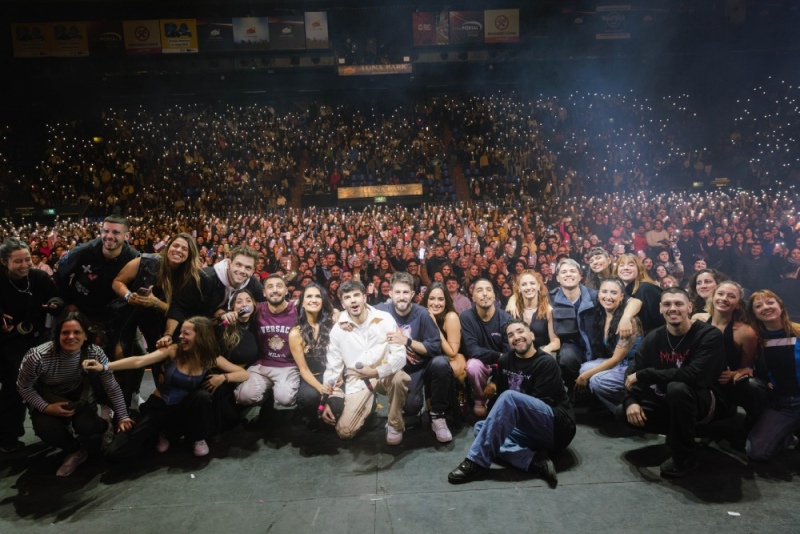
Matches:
[234,365,300,407]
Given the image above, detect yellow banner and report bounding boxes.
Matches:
[338,184,423,200]
[11,23,54,57]
[160,19,198,53]
[51,22,89,57]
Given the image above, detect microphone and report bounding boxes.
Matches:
[317,379,336,419]
[221,306,252,325]
[354,362,374,391]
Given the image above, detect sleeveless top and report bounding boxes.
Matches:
[158,359,207,405]
[706,317,741,370]
[529,313,551,349]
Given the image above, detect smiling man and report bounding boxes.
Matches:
[160,246,266,346]
[321,280,408,443]
[448,319,575,487]
[234,274,299,411]
[618,287,727,478]
[377,272,452,443]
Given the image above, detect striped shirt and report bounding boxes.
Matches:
[17,342,129,419]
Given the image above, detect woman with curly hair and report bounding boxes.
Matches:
[505,270,560,355]
[575,278,643,411]
[686,268,728,315]
[289,283,340,418]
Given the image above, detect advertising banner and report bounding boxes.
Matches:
[337,64,412,77]
[338,183,422,200]
[123,20,161,54]
[50,22,90,56]
[596,5,631,40]
[160,19,198,53]
[484,9,520,43]
[267,16,306,50]
[197,20,234,53]
[304,12,329,49]
[233,17,270,51]
[448,11,484,45]
[87,21,124,55]
[11,23,53,57]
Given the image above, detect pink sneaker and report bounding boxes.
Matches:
[193,440,209,457]
[156,433,170,453]
[56,447,88,477]
[386,424,403,446]
[431,418,453,443]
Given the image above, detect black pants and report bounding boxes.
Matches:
[30,400,107,453]
[296,374,323,416]
[0,334,44,446]
[616,382,728,462]
[107,389,212,461]
[404,355,453,417]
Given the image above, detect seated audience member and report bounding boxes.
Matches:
[235,274,299,413]
[692,281,766,429]
[445,275,472,314]
[619,287,728,477]
[289,283,338,419]
[576,278,643,411]
[447,320,575,487]
[320,281,409,444]
[686,269,728,315]
[744,291,800,462]
[613,254,664,333]
[377,273,452,442]
[17,312,133,476]
[422,283,467,412]
[86,316,248,459]
[585,248,613,291]
[460,279,513,417]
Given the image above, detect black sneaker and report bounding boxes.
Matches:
[659,456,699,478]
[0,440,24,453]
[448,459,486,484]
[529,452,558,488]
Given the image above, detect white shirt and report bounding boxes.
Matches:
[323,305,406,395]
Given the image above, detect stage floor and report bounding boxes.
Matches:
[2,371,799,533]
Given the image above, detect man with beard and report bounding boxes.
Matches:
[618,287,727,478]
[321,280,408,444]
[55,215,139,357]
[158,246,266,346]
[447,320,575,487]
[377,272,452,443]
[460,279,513,417]
[234,274,299,410]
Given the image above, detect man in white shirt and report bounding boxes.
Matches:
[321,280,409,444]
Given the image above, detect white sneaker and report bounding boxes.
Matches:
[386,424,403,446]
[193,440,210,457]
[156,433,170,453]
[100,405,114,422]
[431,417,453,443]
[56,447,88,477]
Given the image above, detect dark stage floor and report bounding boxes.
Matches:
[1,371,799,533]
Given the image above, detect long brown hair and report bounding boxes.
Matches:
[420,282,456,330]
[513,270,550,320]
[159,233,202,304]
[220,289,255,353]
[177,316,219,370]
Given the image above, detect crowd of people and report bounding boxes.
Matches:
[0,80,799,484]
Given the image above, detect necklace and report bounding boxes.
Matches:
[666,330,688,358]
[8,274,32,295]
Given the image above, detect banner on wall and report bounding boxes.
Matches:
[11,23,53,57]
[50,22,90,56]
[160,19,198,53]
[304,12,329,49]
[123,20,161,54]
[484,9,520,43]
[233,17,270,51]
[596,5,631,40]
[197,20,234,52]
[267,16,305,50]
[87,21,124,55]
[337,64,412,77]
[448,11,484,45]
[412,11,449,46]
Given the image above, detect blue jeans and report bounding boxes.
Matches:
[579,359,627,412]
[467,390,554,471]
[746,395,800,461]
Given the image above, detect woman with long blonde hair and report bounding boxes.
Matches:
[613,253,664,333]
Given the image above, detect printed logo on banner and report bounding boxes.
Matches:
[267,16,305,50]
[484,9,520,43]
[449,11,484,44]
[233,17,270,51]
[123,20,161,54]
[88,21,124,55]
[11,23,53,57]
[596,5,631,40]
[51,21,89,56]
[197,20,233,52]
[304,12,329,49]
[160,19,198,53]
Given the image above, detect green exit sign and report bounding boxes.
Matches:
[375,196,387,203]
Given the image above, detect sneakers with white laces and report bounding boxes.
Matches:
[56,447,88,477]
[386,424,403,445]
[431,417,453,443]
[193,440,210,457]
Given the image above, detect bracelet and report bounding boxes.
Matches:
[102,362,109,372]
[152,298,160,308]
[405,337,412,347]
[124,291,133,301]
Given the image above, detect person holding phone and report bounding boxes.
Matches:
[1,238,63,453]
